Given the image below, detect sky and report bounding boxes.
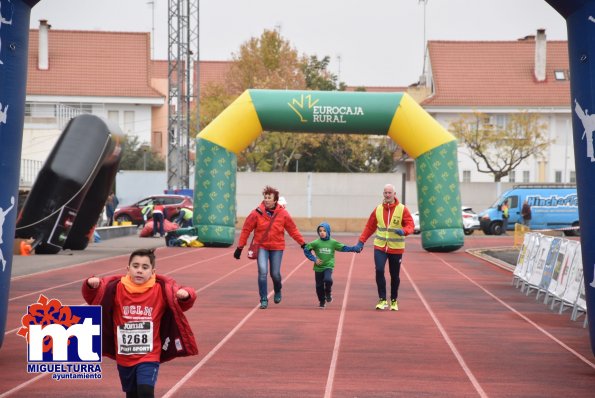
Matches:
[29,0,568,87]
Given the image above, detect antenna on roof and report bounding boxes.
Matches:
[419,0,429,81]
[147,1,155,58]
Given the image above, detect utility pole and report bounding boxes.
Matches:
[167,0,199,190]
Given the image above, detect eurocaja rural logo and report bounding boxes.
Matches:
[16,295,102,381]
[288,94,365,124]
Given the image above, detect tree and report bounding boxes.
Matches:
[198,30,400,173]
[227,29,306,93]
[449,111,552,182]
[119,135,165,171]
[200,29,307,171]
[301,55,346,91]
[296,59,401,173]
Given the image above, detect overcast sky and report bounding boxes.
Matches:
[29,0,567,87]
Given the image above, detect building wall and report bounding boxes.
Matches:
[431,111,575,184]
[115,171,515,221]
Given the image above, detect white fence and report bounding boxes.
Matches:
[513,232,588,327]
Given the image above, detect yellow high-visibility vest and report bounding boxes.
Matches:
[373,203,405,250]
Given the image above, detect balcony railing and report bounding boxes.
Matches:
[19,159,43,188]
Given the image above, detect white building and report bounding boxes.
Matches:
[419,29,574,184]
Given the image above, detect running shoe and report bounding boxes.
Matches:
[274,291,282,304]
[325,294,333,303]
[319,301,326,309]
[375,299,388,310]
[260,298,268,309]
[390,299,399,311]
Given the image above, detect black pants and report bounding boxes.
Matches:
[314,269,333,303]
[374,250,402,301]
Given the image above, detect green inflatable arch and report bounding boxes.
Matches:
[192,89,464,252]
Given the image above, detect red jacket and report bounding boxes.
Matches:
[238,202,305,250]
[81,274,198,363]
[358,200,415,254]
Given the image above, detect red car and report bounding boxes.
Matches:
[113,194,193,225]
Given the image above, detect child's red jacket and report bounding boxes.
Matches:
[82,274,198,363]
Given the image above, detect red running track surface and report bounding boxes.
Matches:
[1,234,594,397]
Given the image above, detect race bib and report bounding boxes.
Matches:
[117,321,154,355]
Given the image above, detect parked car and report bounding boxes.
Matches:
[461,206,481,235]
[413,211,421,234]
[412,206,480,235]
[113,194,193,225]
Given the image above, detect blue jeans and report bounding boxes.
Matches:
[257,248,283,299]
[315,269,333,303]
[374,249,402,301]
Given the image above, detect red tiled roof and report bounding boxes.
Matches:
[27,29,162,98]
[150,60,232,91]
[345,86,408,93]
[422,39,570,107]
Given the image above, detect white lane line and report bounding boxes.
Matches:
[162,258,309,398]
[1,251,244,396]
[0,373,49,398]
[402,265,489,398]
[5,251,232,336]
[10,247,192,282]
[324,253,356,398]
[8,252,229,302]
[431,253,595,370]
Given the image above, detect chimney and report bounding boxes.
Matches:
[534,28,546,82]
[38,20,50,70]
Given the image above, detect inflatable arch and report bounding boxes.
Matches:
[193,89,465,252]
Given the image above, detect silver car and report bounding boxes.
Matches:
[413,206,480,235]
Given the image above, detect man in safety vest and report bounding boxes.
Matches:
[141,203,153,227]
[174,206,193,228]
[355,183,415,311]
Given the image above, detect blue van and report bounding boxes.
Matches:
[478,184,579,236]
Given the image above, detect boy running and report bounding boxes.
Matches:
[82,248,198,398]
[303,222,361,308]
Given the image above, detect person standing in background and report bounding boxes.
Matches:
[105,192,119,226]
[501,199,510,234]
[152,202,165,238]
[521,199,531,227]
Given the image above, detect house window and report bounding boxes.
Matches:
[555,171,562,183]
[523,171,530,182]
[508,171,515,183]
[108,111,119,124]
[489,114,507,129]
[462,170,471,182]
[124,111,135,134]
[570,171,576,183]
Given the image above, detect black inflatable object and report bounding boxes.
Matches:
[16,115,123,254]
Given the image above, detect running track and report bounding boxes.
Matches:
[1,234,594,397]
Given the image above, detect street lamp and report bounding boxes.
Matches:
[141,145,149,170]
[294,153,302,172]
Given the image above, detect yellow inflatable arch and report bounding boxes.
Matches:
[193,89,464,252]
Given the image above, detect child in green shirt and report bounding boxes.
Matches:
[303,222,361,308]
